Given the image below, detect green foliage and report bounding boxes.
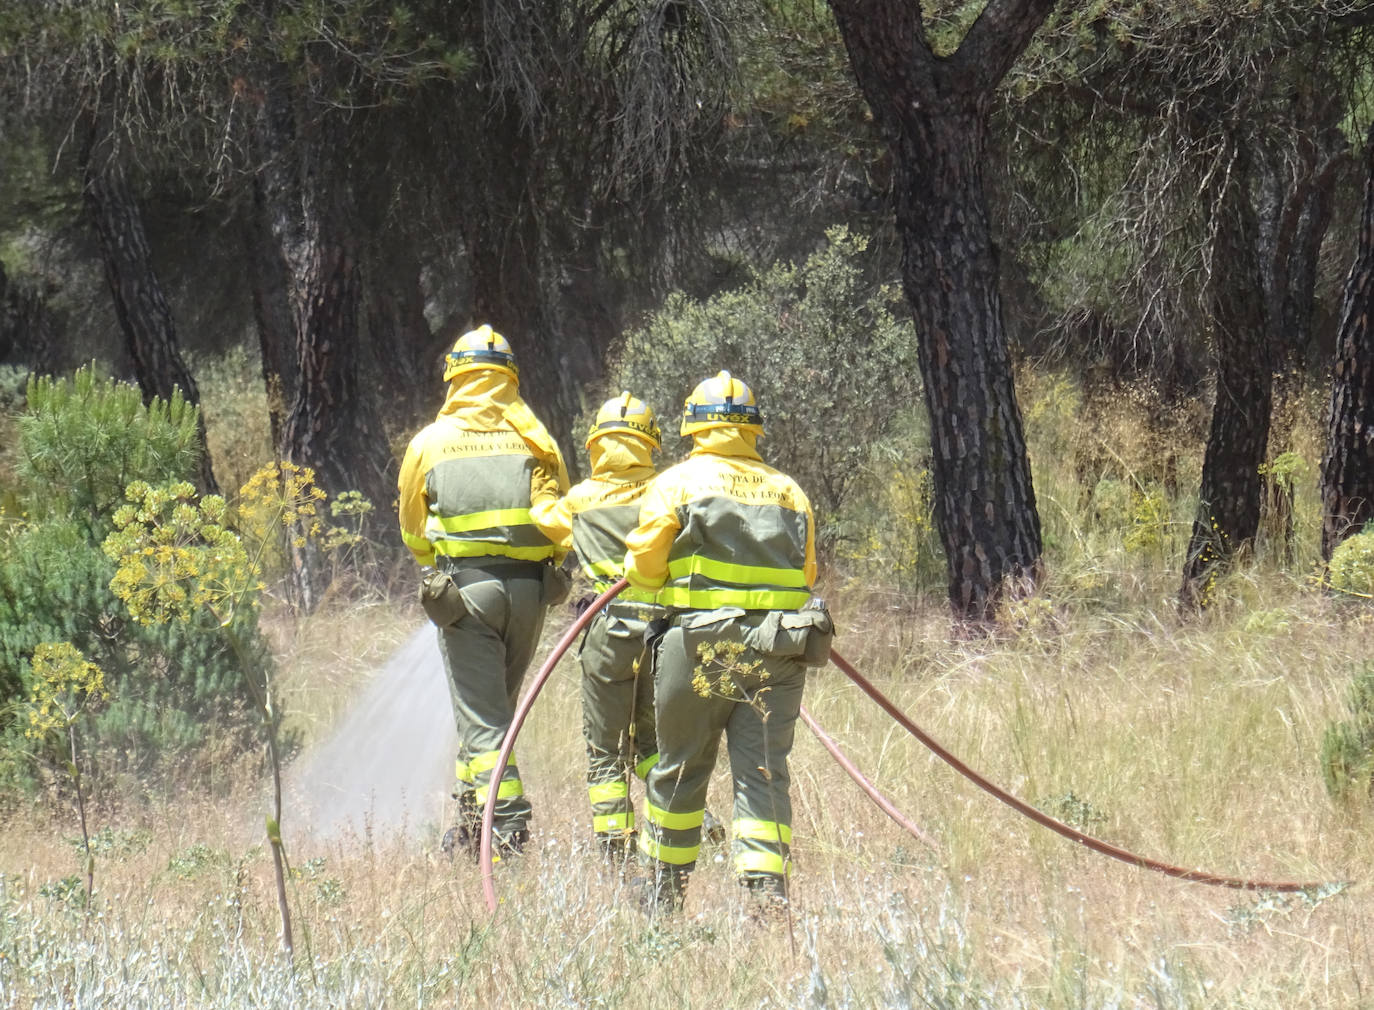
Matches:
[1328,527,1374,599]
[0,369,263,795]
[835,427,947,599]
[167,842,230,879]
[191,345,272,499]
[1036,791,1107,831]
[1322,662,1374,804]
[36,874,87,909]
[16,366,202,531]
[606,226,918,531]
[0,365,28,413]
[67,825,151,860]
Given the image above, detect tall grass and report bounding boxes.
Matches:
[3,364,1372,1008]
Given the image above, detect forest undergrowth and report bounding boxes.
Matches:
[2,563,1372,1008]
[3,359,1374,1008]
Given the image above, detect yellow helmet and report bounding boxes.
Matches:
[679,370,764,437]
[586,391,661,449]
[443,324,519,382]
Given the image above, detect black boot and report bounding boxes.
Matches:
[441,790,480,859]
[740,873,789,922]
[596,831,636,865]
[633,860,690,916]
[488,826,529,862]
[702,808,727,846]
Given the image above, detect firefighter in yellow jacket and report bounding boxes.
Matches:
[397,325,570,857]
[535,392,663,860]
[624,370,829,912]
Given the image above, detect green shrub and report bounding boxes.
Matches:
[1328,527,1374,598]
[1320,663,1374,803]
[191,345,272,499]
[604,226,919,539]
[831,413,948,599]
[0,368,265,794]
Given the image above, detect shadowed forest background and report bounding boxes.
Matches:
[6,3,1374,1007]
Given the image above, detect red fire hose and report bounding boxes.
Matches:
[480,582,1333,912]
[797,704,938,851]
[826,648,1329,892]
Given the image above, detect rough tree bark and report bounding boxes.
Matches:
[456,99,602,471]
[246,178,299,455]
[253,71,392,501]
[365,243,434,424]
[81,128,219,494]
[1254,94,1345,563]
[825,0,1051,623]
[1181,136,1273,605]
[1321,121,1374,561]
[252,63,395,606]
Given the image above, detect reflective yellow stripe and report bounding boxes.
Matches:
[634,752,659,779]
[584,561,658,603]
[436,508,535,534]
[604,585,660,605]
[475,779,524,802]
[594,812,635,833]
[667,555,809,588]
[656,586,811,610]
[469,751,517,775]
[433,540,556,561]
[638,833,699,866]
[644,803,704,831]
[735,850,789,876]
[589,781,628,804]
[403,531,432,553]
[733,819,792,844]
[454,759,473,784]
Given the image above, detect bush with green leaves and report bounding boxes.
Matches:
[603,226,920,541]
[0,367,264,794]
[1321,663,1374,804]
[1328,526,1374,599]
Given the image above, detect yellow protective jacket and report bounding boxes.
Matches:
[398,371,570,567]
[624,427,816,610]
[535,431,659,603]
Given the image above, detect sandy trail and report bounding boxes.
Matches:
[283,624,456,844]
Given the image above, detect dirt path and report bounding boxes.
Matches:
[283,624,456,844]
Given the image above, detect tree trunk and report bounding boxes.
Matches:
[1321,121,1374,561]
[0,272,59,376]
[82,138,219,494]
[252,65,395,606]
[365,243,435,424]
[1181,139,1272,606]
[457,99,603,473]
[246,179,298,455]
[827,0,1051,622]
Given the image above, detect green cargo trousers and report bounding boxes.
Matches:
[638,610,806,900]
[578,604,660,845]
[436,561,547,843]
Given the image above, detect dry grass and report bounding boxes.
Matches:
[3,572,1373,1009]
[4,366,1370,1007]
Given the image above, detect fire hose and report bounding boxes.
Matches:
[480,579,1331,912]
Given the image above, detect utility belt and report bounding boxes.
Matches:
[437,556,545,580]
[649,600,834,667]
[600,600,661,623]
[421,557,571,628]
